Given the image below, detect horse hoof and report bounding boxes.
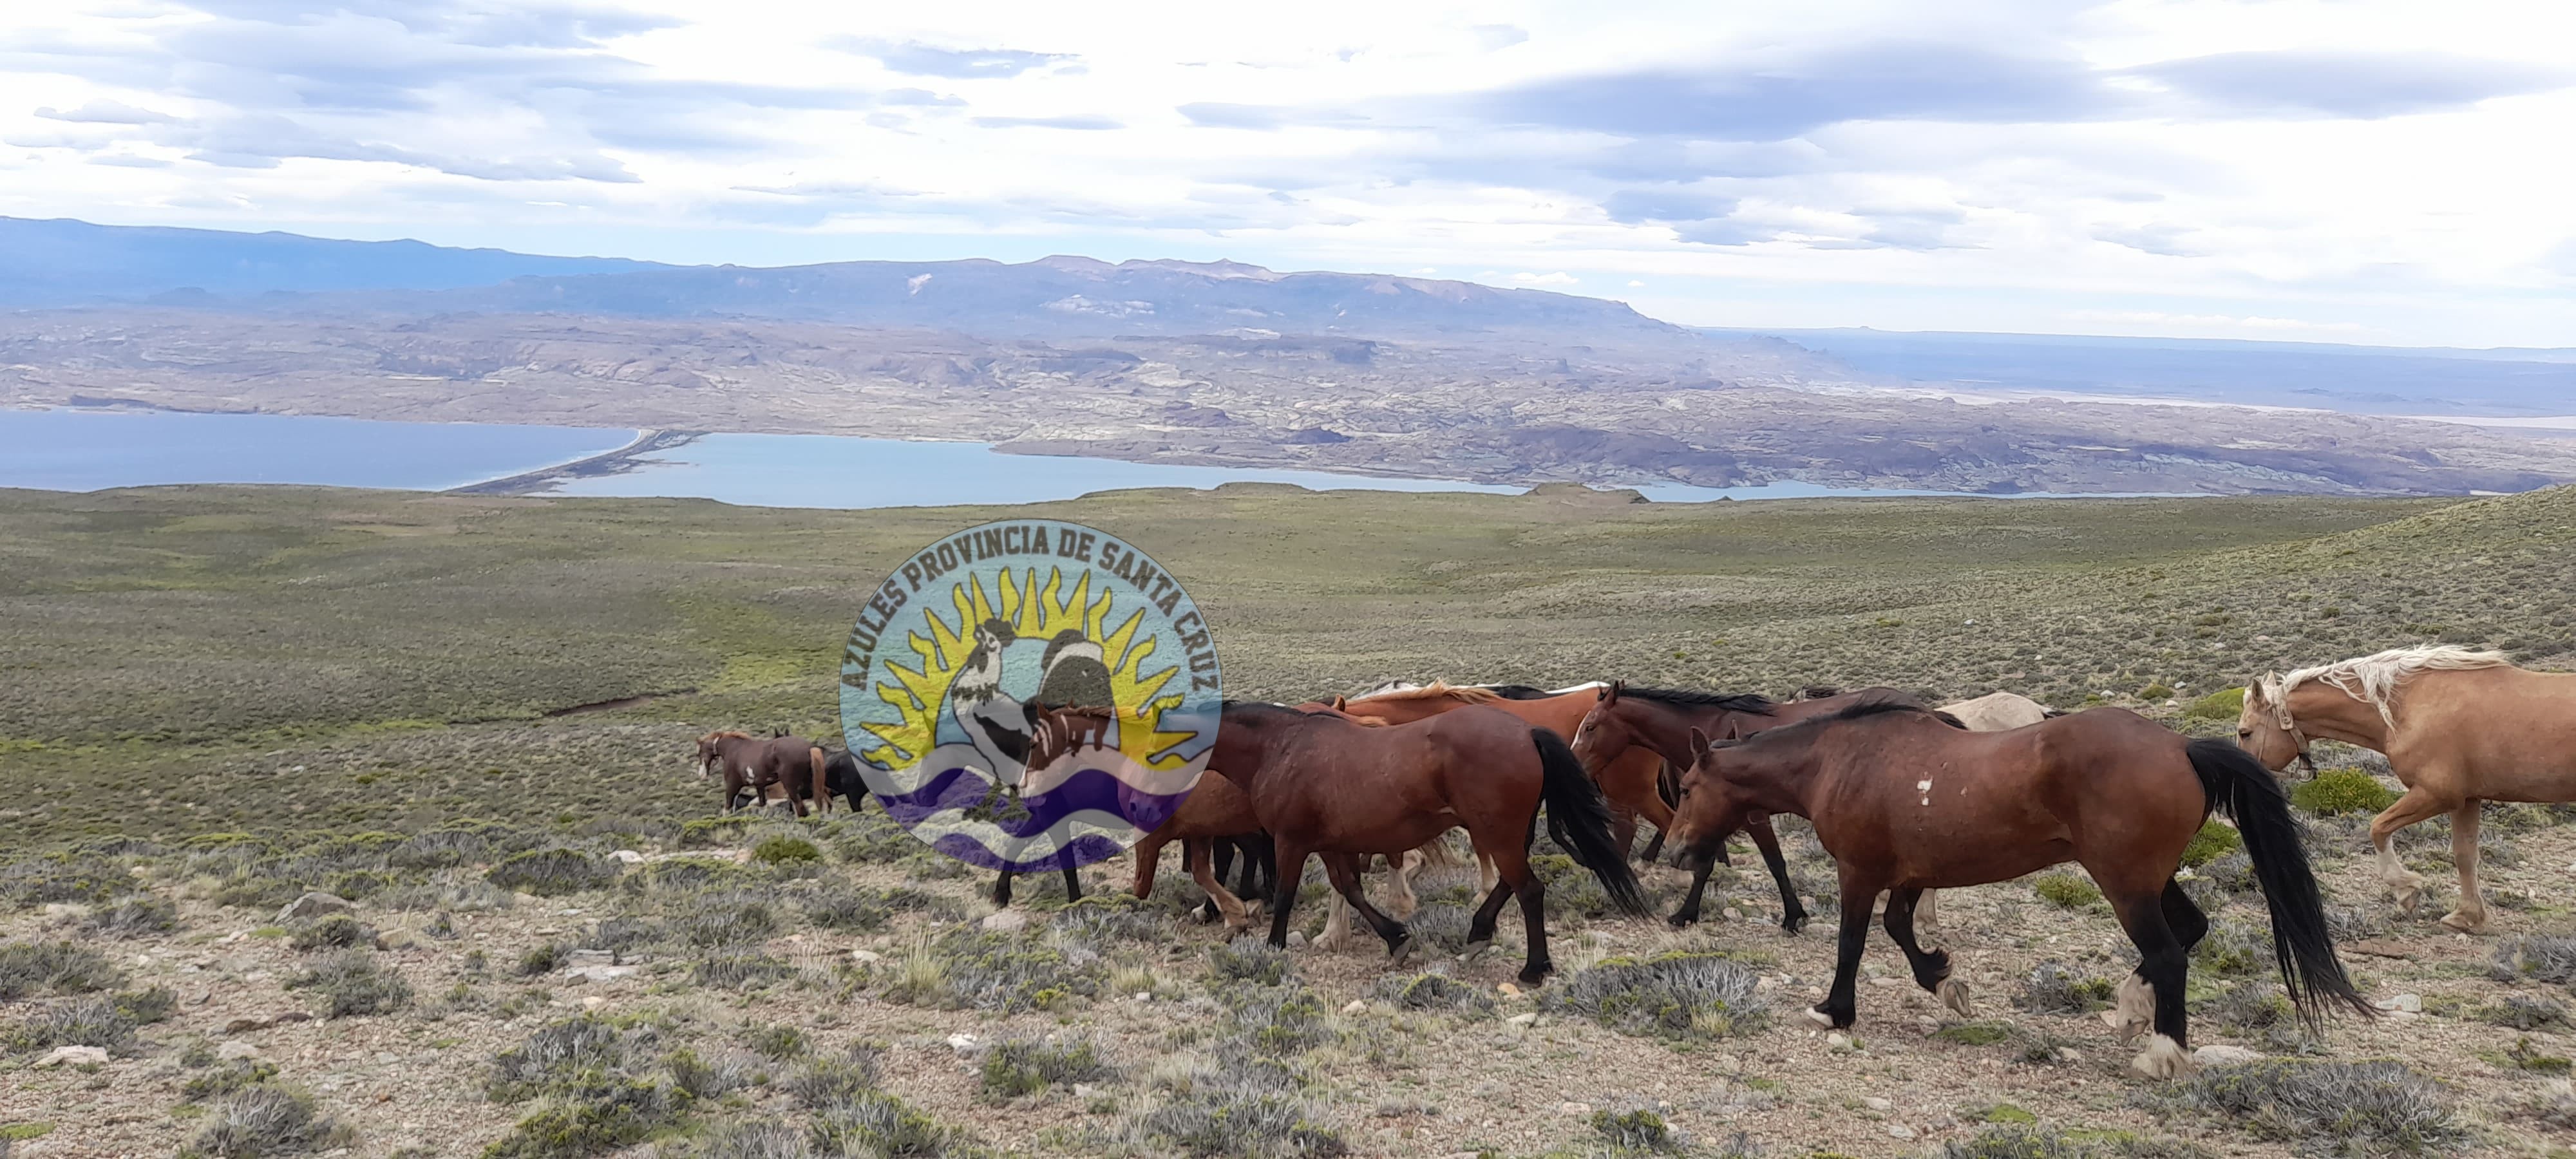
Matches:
[1667,912,1698,929]
[2437,910,2489,935]
[1803,1007,1835,1029]
[1516,964,1553,986]
[1937,978,1975,1018]
[1387,936,1414,966]
[2128,1034,2194,1080]
[1457,941,1492,964]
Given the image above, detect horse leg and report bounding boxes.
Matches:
[1060,861,1083,903]
[2161,878,2209,954]
[2367,784,2450,916]
[1608,808,1640,866]
[1915,889,1940,938]
[2107,885,2194,1079]
[1197,838,1233,923]
[1133,833,1171,903]
[1508,854,1551,985]
[1383,849,1422,919]
[1317,863,1356,952]
[1321,852,1412,962]
[1808,876,1881,1030]
[1188,838,1249,930]
[1267,844,1311,950]
[991,867,1014,908]
[1238,834,1271,917]
[1745,815,1808,934]
[1882,887,1969,1017]
[1668,853,1717,928]
[2439,800,2491,934]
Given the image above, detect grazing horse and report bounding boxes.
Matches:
[2240,645,2576,934]
[1669,701,2369,1078]
[1568,683,1940,931]
[1327,681,1674,866]
[1210,701,1650,984]
[697,731,830,817]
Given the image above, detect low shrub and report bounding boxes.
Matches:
[488,1014,656,1103]
[480,1077,685,1159]
[2494,935,2576,986]
[783,1043,883,1109]
[87,896,180,938]
[2180,820,2242,868]
[2155,1059,2465,1155]
[2182,687,2244,722]
[0,853,134,909]
[1370,971,1494,1014]
[1943,1124,2211,1158]
[288,915,374,952]
[2478,994,2569,1031]
[693,950,799,990]
[287,950,412,1018]
[486,849,620,898]
[670,893,780,948]
[981,1034,1117,1098]
[6,990,170,1055]
[1129,1060,1347,1159]
[748,836,822,865]
[2190,918,2267,977]
[811,1088,969,1158]
[2031,872,2103,910]
[1544,952,1766,1039]
[0,940,122,1000]
[2290,770,2397,817]
[180,1084,354,1158]
[1592,1107,1685,1154]
[1208,938,1292,986]
[2018,961,2116,1015]
[183,1060,281,1102]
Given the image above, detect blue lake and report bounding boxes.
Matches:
[1,407,2186,506]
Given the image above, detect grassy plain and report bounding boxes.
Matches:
[5,482,2576,1158]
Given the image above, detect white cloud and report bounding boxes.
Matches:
[0,0,2570,344]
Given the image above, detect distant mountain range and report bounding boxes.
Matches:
[0,216,671,304]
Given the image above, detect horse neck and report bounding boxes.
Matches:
[1211,708,1300,786]
[2288,681,2392,751]
[1623,698,1745,763]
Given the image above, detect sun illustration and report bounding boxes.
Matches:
[857,563,1199,776]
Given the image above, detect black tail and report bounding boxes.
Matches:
[1532,729,1651,918]
[2187,739,2374,1030]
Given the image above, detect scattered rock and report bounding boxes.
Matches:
[374,928,422,952]
[1826,1032,1855,1051]
[2193,1044,2262,1067]
[1721,907,1743,921]
[277,892,355,922]
[611,849,645,864]
[580,995,607,1012]
[1888,1124,1918,1140]
[980,910,1030,934]
[272,1012,312,1026]
[1505,1013,1539,1029]
[40,902,93,919]
[560,965,636,984]
[223,1017,267,1035]
[1862,1097,1894,1111]
[35,1045,109,1068]
[2349,939,2417,960]
[1342,999,1368,1015]
[1495,982,1520,997]
[1555,1102,1593,1116]
[1285,931,1306,948]
[1074,1083,1104,1100]
[216,1040,263,1062]
[851,949,884,965]
[2375,994,2423,1013]
[946,1033,981,1055]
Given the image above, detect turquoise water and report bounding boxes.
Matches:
[2,408,2192,506]
[0,408,636,492]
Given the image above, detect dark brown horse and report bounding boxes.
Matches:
[1323,683,1676,865]
[1128,771,1274,928]
[1667,701,2369,1078]
[1209,700,1649,985]
[697,731,829,817]
[1569,683,1935,930]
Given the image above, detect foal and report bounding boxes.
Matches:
[1669,702,2369,1078]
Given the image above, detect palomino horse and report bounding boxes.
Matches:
[1326,681,1676,865]
[2240,645,2576,934]
[1567,683,1941,930]
[1209,700,1649,984]
[1669,701,2369,1078]
[697,731,830,817]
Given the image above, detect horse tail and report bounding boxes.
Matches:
[808,746,829,814]
[1532,728,1651,918]
[2187,738,2372,1030]
[1655,760,1681,810]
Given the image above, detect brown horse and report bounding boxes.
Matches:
[1327,682,1676,863]
[2240,645,2576,934]
[1668,701,2368,1078]
[1567,683,1938,930]
[697,731,829,817]
[1209,700,1649,984]
[1127,771,1273,928]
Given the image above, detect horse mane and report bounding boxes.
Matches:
[699,730,752,742]
[1481,684,1558,701]
[1814,699,1940,725]
[1221,699,1318,721]
[1346,680,1501,705]
[2278,645,2512,729]
[1618,686,1778,715]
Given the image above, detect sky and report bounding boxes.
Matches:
[2,1,2573,348]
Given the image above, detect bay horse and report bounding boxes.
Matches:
[1208,700,1650,983]
[697,731,829,817]
[1325,682,1674,865]
[1669,701,2369,1078]
[2240,645,2576,934]
[1126,770,1274,928]
[1567,683,1942,931]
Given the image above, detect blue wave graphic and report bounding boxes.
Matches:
[875,765,1193,838]
[932,831,1131,875]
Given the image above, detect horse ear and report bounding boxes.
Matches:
[1330,695,1348,711]
[1601,681,1622,704]
[1687,726,1711,757]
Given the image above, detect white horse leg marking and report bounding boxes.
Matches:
[2130,1033,2194,1080]
[2439,800,2490,934]
[2103,973,2155,1046]
[1385,850,1423,919]
[1317,892,1352,950]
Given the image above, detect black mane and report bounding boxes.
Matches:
[1482,684,1558,701]
[1814,698,1940,725]
[1220,699,1311,721]
[1619,686,1777,715]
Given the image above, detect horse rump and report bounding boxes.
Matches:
[1531,729,1651,917]
[2186,738,2373,1029]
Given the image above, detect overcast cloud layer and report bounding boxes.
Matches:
[3,1,2572,346]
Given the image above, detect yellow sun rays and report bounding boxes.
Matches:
[857,564,1199,773]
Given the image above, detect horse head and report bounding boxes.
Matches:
[2237,675,2313,775]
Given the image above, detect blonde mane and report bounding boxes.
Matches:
[698,730,753,743]
[2275,645,2512,729]
[1345,679,1501,706]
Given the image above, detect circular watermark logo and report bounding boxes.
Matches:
[838,520,1222,872]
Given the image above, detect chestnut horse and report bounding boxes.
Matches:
[1568,683,1940,931]
[1210,700,1649,984]
[697,731,829,817]
[2240,645,2576,934]
[1326,682,1675,863]
[1669,701,2368,1078]
[1126,771,1274,928]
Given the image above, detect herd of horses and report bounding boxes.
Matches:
[694,645,2576,1080]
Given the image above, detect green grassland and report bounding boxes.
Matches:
[3,480,2572,850]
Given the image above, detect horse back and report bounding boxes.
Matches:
[2394,665,2576,798]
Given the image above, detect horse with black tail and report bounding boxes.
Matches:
[1204,701,1649,985]
[1667,701,2370,1078]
